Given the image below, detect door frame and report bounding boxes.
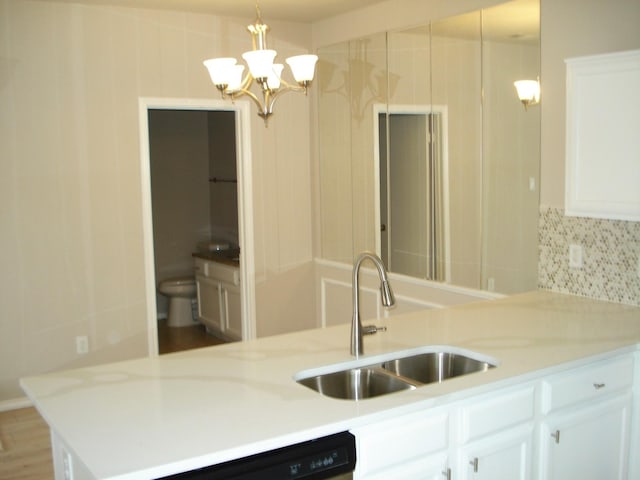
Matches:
[138,97,256,356]
[373,103,451,282]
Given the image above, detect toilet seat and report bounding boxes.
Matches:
[158,277,196,296]
[159,276,195,286]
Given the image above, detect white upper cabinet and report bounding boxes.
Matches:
[565,49,640,221]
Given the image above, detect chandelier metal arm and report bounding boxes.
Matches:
[221,74,311,125]
[229,85,266,114]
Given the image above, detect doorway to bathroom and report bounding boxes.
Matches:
[139,98,256,356]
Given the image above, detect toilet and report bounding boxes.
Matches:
[158,277,197,327]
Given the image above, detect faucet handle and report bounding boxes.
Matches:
[362,324,387,335]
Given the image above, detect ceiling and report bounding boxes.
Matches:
[40,0,388,23]
[41,0,539,42]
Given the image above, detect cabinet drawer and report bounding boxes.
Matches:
[194,258,239,285]
[354,410,449,477]
[541,355,634,414]
[460,385,536,443]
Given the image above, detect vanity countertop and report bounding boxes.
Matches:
[20,291,640,479]
[192,248,240,267]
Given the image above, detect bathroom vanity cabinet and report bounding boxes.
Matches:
[194,257,241,341]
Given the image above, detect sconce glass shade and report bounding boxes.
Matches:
[286,54,319,83]
[203,57,238,87]
[242,49,277,79]
[514,79,541,107]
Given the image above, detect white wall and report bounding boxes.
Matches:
[0,0,315,403]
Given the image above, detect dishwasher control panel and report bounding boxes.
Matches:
[158,432,356,480]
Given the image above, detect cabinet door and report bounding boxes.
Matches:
[361,453,449,480]
[353,409,449,478]
[540,393,631,480]
[221,284,242,340]
[196,276,222,333]
[458,426,532,480]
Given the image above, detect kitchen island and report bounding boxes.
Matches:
[20,291,640,479]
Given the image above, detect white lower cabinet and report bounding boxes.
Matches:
[540,395,631,480]
[458,385,535,480]
[538,355,634,480]
[353,385,535,479]
[364,453,449,480]
[458,426,533,480]
[352,354,635,480]
[353,408,450,479]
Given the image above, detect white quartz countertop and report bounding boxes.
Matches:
[21,291,640,479]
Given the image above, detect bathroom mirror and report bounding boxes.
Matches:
[317,0,540,294]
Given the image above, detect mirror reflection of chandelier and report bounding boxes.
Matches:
[320,39,400,123]
[203,4,318,126]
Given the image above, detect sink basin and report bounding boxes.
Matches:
[295,348,497,400]
[297,366,415,400]
[381,352,495,384]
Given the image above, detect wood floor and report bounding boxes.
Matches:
[1,323,226,479]
[0,407,53,480]
[157,319,227,354]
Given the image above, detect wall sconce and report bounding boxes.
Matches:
[203,5,318,126]
[514,79,541,110]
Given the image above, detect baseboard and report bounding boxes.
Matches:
[0,396,33,412]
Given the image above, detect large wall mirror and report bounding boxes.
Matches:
[317,0,540,294]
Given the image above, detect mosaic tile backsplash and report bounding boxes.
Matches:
[538,206,640,306]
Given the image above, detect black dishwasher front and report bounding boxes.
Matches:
[157,431,356,480]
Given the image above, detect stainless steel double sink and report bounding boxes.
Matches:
[295,349,496,400]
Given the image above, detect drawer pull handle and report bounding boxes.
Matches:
[551,430,560,444]
[470,457,479,472]
[442,468,451,480]
[593,382,606,390]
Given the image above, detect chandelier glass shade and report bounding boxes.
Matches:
[203,6,318,126]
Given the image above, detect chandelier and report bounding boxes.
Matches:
[203,5,318,126]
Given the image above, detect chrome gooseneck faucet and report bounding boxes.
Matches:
[351,252,395,357]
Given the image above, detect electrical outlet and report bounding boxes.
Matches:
[569,244,583,269]
[487,277,495,291]
[75,336,89,355]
